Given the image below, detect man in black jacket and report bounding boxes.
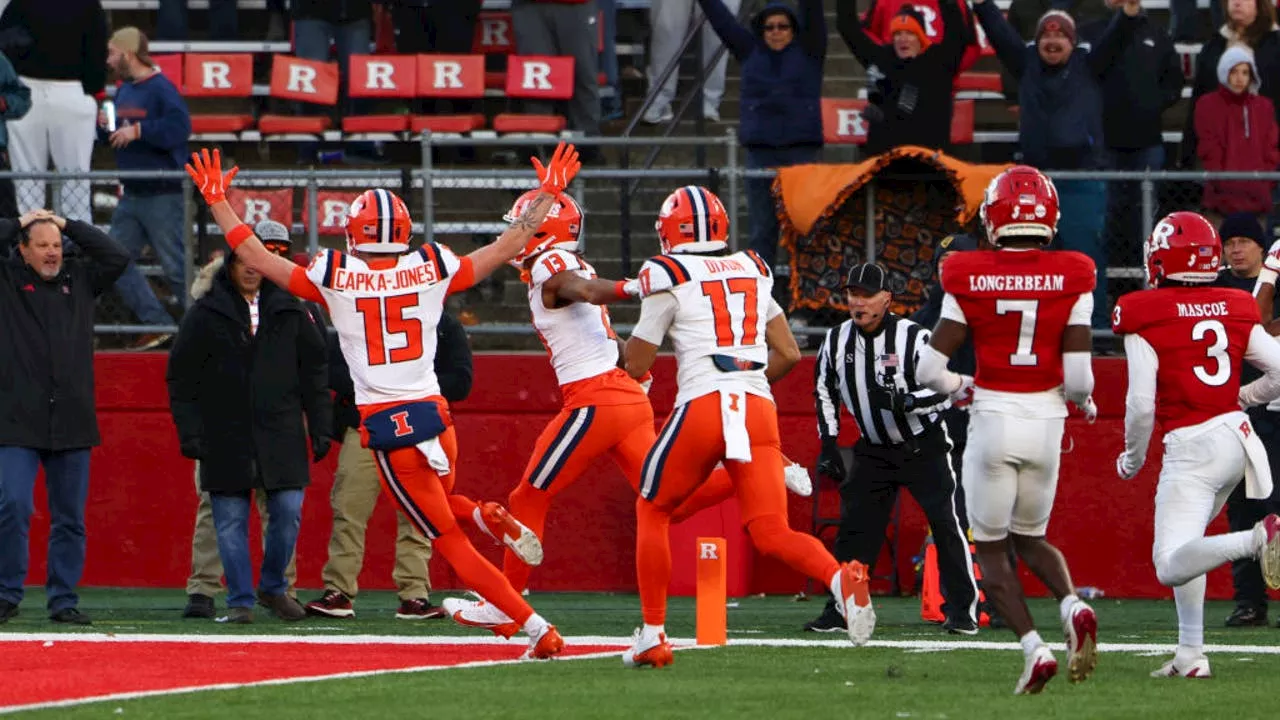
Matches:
[306,309,474,620]
[0,209,130,625]
[167,246,332,624]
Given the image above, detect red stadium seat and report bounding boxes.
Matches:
[954,72,1001,94]
[492,55,574,133]
[258,54,339,136]
[412,54,487,135]
[344,54,415,134]
[950,99,974,144]
[183,53,255,136]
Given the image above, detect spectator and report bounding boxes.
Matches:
[387,0,482,118]
[861,0,986,74]
[0,210,130,626]
[837,0,969,155]
[292,0,380,164]
[0,0,105,222]
[166,239,332,624]
[696,0,826,270]
[511,0,602,151]
[100,27,192,353]
[644,0,742,124]
[305,310,474,621]
[600,0,623,120]
[1171,0,1223,41]
[157,0,237,41]
[975,0,1136,329]
[0,48,29,218]
[1182,0,1280,170]
[1097,3,1181,275]
[1000,0,1111,108]
[1194,46,1280,226]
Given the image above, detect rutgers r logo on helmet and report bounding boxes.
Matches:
[1143,211,1220,287]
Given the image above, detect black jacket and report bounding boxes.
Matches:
[838,0,969,155]
[167,267,332,494]
[329,310,473,441]
[1098,12,1181,151]
[0,0,107,96]
[291,0,372,24]
[0,219,128,450]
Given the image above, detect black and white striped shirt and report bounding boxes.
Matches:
[815,315,951,447]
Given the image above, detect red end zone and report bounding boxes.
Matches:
[0,637,627,712]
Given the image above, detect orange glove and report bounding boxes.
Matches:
[184,148,240,206]
[531,141,581,195]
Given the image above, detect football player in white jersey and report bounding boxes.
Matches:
[185,144,581,659]
[619,185,874,668]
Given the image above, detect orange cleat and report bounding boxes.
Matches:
[476,501,544,566]
[622,628,674,669]
[525,624,565,660]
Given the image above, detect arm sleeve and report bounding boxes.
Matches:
[917,343,963,395]
[447,256,476,295]
[1240,324,1280,407]
[766,297,784,321]
[814,328,842,441]
[631,291,679,345]
[694,0,757,60]
[800,0,828,56]
[288,265,326,304]
[1121,333,1159,464]
[1062,351,1095,406]
[1068,291,1094,326]
[434,312,475,403]
[836,0,886,67]
[906,326,953,411]
[940,292,968,324]
[973,0,1027,79]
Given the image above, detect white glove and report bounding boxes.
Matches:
[1078,396,1098,423]
[622,278,643,298]
[783,462,813,497]
[949,375,975,407]
[1265,239,1280,274]
[1116,452,1140,480]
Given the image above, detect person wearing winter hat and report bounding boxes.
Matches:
[1218,212,1267,283]
[1195,45,1280,222]
[1034,9,1076,65]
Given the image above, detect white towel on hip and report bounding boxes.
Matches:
[1231,415,1273,499]
[720,389,752,462]
[416,438,452,476]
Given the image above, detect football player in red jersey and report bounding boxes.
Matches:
[1112,211,1280,679]
[915,166,1099,694]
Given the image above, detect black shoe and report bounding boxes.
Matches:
[1225,605,1268,627]
[0,599,17,623]
[942,616,979,636]
[50,607,92,625]
[803,600,846,633]
[183,593,215,619]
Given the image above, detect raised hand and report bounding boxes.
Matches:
[532,142,582,195]
[184,148,240,206]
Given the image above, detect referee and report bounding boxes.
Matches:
[804,263,979,635]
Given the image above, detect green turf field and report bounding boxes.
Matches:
[4,588,1279,718]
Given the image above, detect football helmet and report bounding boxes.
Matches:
[503,190,584,266]
[346,188,412,254]
[1144,211,1221,287]
[655,185,728,254]
[979,165,1060,245]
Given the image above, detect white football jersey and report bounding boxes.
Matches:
[306,244,459,405]
[631,250,783,407]
[527,249,620,386]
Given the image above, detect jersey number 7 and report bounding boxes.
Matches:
[996,299,1039,366]
[355,294,425,366]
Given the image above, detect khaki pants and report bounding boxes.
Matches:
[322,428,433,601]
[186,463,298,597]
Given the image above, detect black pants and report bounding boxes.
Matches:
[836,429,978,622]
[1228,408,1280,610]
[392,2,482,115]
[942,408,970,534]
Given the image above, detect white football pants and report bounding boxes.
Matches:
[647,0,740,113]
[6,77,96,222]
[962,412,1064,542]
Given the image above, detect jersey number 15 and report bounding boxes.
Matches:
[355,294,425,366]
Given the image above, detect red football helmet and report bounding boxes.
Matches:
[979,165,1060,245]
[503,190,584,266]
[346,188,413,254]
[655,185,728,254]
[1144,211,1221,287]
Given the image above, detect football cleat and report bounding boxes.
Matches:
[1150,654,1212,679]
[622,627,674,669]
[442,596,519,639]
[475,501,544,567]
[523,624,565,660]
[1256,514,1280,589]
[832,561,875,646]
[783,463,813,497]
[1014,645,1058,695]
[1063,601,1098,683]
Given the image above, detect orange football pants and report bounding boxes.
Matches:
[634,392,841,625]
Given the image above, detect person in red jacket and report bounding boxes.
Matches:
[1196,45,1280,223]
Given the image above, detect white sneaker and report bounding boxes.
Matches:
[622,626,674,668]
[642,104,674,124]
[1150,654,1211,678]
[783,463,813,497]
[1063,601,1098,684]
[442,596,518,638]
[1255,514,1280,589]
[703,106,721,123]
[831,562,875,646]
[1014,645,1058,695]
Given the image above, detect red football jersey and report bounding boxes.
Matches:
[941,249,1096,393]
[1111,286,1261,432]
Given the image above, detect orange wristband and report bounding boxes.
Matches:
[613,280,629,301]
[224,223,253,249]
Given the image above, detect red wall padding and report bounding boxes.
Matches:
[16,353,1242,600]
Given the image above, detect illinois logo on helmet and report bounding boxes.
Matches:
[655,185,728,254]
[346,188,413,254]
[979,165,1060,245]
[502,190,584,267]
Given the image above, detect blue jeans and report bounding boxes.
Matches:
[111,191,186,324]
[0,446,91,612]
[293,19,373,160]
[1104,146,1164,270]
[210,489,304,609]
[746,145,822,268]
[599,0,621,117]
[1054,179,1110,329]
[158,0,238,40]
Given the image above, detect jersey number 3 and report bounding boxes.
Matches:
[702,279,758,347]
[1192,319,1230,387]
[996,299,1039,366]
[355,294,425,366]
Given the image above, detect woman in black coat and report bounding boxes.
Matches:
[166,251,331,622]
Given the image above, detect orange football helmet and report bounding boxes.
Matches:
[346,188,413,254]
[655,185,728,254]
[503,190,584,266]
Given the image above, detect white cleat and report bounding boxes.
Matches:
[1255,514,1280,589]
[1014,645,1058,695]
[441,596,519,639]
[1151,654,1212,679]
[622,627,674,668]
[831,562,875,646]
[1063,601,1098,684]
[783,463,813,497]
